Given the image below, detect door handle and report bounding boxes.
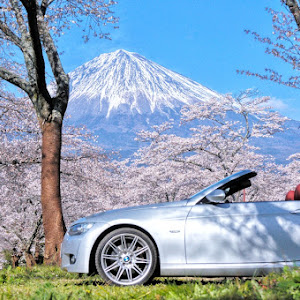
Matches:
[290,209,300,214]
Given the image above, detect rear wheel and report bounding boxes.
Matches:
[95,228,157,286]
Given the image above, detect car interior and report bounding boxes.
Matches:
[211,171,256,203]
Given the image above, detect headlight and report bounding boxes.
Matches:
[68,223,94,236]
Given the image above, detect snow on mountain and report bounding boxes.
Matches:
[66,49,300,162]
[67,49,220,119]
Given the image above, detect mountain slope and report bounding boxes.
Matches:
[67,49,220,120]
[66,49,300,162]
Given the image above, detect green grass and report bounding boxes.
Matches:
[0,266,299,299]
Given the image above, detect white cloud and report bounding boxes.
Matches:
[267,97,300,121]
[268,97,289,110]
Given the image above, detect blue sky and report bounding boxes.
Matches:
[58,0,299,120]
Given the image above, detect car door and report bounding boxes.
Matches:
[185,201,300,264]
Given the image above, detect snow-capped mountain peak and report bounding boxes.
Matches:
[65,50,299,163]
[67,49,220,119]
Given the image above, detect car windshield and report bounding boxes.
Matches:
[188,181,225,203]
[187,170,257,205]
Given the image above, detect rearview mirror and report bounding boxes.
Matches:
[205,189,226,203]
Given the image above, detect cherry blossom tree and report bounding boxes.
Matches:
[282,152,300,190]
[128,91,289,203]
[0,89,296,268]
[0,92,121,267]
[0,0,118,264]
[0,89,42,267]
[235,1,300,202]
[60,126,122,224]
[238,1,299,89]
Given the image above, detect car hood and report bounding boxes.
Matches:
[74,199,189,224]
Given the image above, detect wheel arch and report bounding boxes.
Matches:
[88,224,161,276]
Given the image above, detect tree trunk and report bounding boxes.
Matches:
[11,255,20,268]
[34,241,43,264]
[40,117,66,265]
[285,0,300,30]
[25,252,36,268]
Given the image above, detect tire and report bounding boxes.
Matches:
[95,227,158,286]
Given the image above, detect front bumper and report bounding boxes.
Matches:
[61,222,109,273]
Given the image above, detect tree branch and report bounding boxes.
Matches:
[40,0,55,16]
[19,0,52,105]
[0,67,31,94]
[26,214,43,252]
[36,7,69,114]
[9,0,37,86]
[0,157,41,167]
[0,20,22,48]
[285,0,300,30]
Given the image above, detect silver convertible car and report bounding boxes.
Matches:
[61,170,300,286]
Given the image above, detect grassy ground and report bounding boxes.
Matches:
[0,266,299,299]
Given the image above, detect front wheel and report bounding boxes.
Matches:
[95,228,158,286]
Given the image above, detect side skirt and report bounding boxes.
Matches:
[160,261,300,277]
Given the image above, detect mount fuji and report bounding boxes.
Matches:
[67,49,220,119]
[66,49,300,162]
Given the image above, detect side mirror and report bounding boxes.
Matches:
[205,189,226,203]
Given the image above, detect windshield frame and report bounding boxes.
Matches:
[186,170,257,206]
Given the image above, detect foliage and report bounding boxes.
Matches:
[0,0,118,85]
[0,0,119,263]
[1,89,300,266]
[238,2,300,89]
[0,94,120,267]
[0,250,14,270]
[124,90,298,204]
[0,266,299,299]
